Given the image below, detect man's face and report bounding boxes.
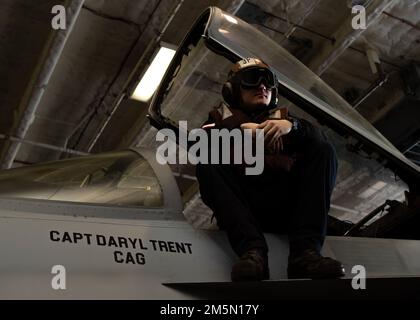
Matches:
[240,83,272,112]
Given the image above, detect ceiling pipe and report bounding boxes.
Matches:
[0,0,85,169]
[383,11,420,32]
[84,0,186,153]
[352,71,395,110]
[256,10,335,43]
[0,134,88,157]
[280,0,322,44]
[351,43,393,110]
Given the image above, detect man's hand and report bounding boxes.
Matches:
[258,119,292,148]
[240,122,266,143]
[240,120,292,153]
[240,122,259,133]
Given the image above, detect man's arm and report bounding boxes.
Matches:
[257,115,317,147]
[286,116,319,145]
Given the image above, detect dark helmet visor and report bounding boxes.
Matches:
[237,67,277,89]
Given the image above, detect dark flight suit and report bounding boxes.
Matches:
[196,104,338,257]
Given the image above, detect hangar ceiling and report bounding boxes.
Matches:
[0,0,419,228]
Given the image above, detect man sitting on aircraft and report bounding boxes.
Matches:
[196,58,345,281]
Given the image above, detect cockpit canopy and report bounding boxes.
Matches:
[0,150,164,208]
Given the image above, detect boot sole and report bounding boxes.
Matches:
[288,267,345,280]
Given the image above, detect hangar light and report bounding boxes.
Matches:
[131,45,176,102]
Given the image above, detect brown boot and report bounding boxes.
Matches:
[231,248,269,282]
[288,249,345,279]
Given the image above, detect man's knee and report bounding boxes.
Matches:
[196,164,214,204]
[196,164,238,206]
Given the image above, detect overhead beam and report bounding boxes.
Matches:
[308,0,398,75]
[0,0,85,169]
